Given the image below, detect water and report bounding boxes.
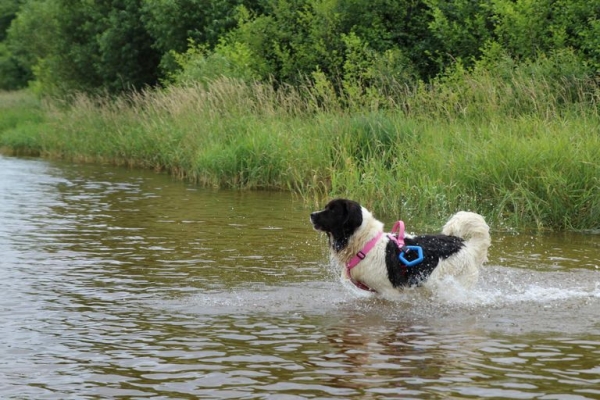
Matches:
[1,155,599,399]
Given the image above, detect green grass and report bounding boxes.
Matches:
[0,90,45,155]
[327,115,600,230]
[1,70,599,231]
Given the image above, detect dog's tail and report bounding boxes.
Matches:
[442,211,491,264]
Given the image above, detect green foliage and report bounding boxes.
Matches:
[426,0,494,66]
[3,71,599,230]
[140,0,264,74]
[1,0,599,93]
[7,0,88,94]
[0,0,26,89]
[221,0,431,85]
[490,0,599,70]
[220,1,335,83]
[427,0,600,72]
[2,0,600,232]
[550,0,600,70]
[169,39,263,86]
[337,0,436,78]
[1,0,56,90]
[94,1,161,92]
[0,90,44,154]
[450,122,600,229]
[5,0,160,95]
[491,0,555,59]
[0,0,21,41]
[405,47,596,122]
[339,33,416,109]
[0,42,28,89]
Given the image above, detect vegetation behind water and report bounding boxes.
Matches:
[1,0,599,97]
[1,0,599,230]
[2,56,599,231]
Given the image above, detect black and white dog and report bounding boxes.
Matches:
[310,199,491,297]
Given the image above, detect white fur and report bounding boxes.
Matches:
[332,208,491,298]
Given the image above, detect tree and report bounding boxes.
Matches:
[0,0,22,41]
[141,0,264,74]
[6,0,161,95]
[0,0,29,89]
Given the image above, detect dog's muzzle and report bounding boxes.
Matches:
[310,212,322,230]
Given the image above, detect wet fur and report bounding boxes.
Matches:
[310,199,491,298]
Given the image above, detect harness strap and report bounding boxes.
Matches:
[346,231,384,269]
[390,220,405,248]
[345,220,406,292]
[345,231,383,292]
[389,220,410,283]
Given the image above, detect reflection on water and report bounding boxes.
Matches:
[1,155,599,399]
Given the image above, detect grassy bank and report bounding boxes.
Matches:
[1,71,599,231]
[0,90,45,155]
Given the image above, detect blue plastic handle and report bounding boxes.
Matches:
[399,245,424,267]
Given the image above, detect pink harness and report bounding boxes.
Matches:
[346,221,406,292]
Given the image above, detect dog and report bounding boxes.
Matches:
[310,198,491,297]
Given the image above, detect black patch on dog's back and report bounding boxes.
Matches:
[385,235,465,287]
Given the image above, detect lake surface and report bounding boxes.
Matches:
[1,154,599,399]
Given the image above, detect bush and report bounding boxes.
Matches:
[169,39,263,86]
[6,0,159,96]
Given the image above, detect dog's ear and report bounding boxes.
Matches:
[342,199,363,231]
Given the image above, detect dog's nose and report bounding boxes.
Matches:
[310,211,321,222]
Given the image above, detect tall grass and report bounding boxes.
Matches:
[0,90,45,155]
[1,63,599,231]
[328,115,600,230]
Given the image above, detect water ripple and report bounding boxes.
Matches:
[1,155,600,399]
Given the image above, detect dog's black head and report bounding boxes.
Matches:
[310,199,363,251]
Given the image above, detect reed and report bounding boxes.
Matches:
[328,115,600,230]
[1,68,598,230]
